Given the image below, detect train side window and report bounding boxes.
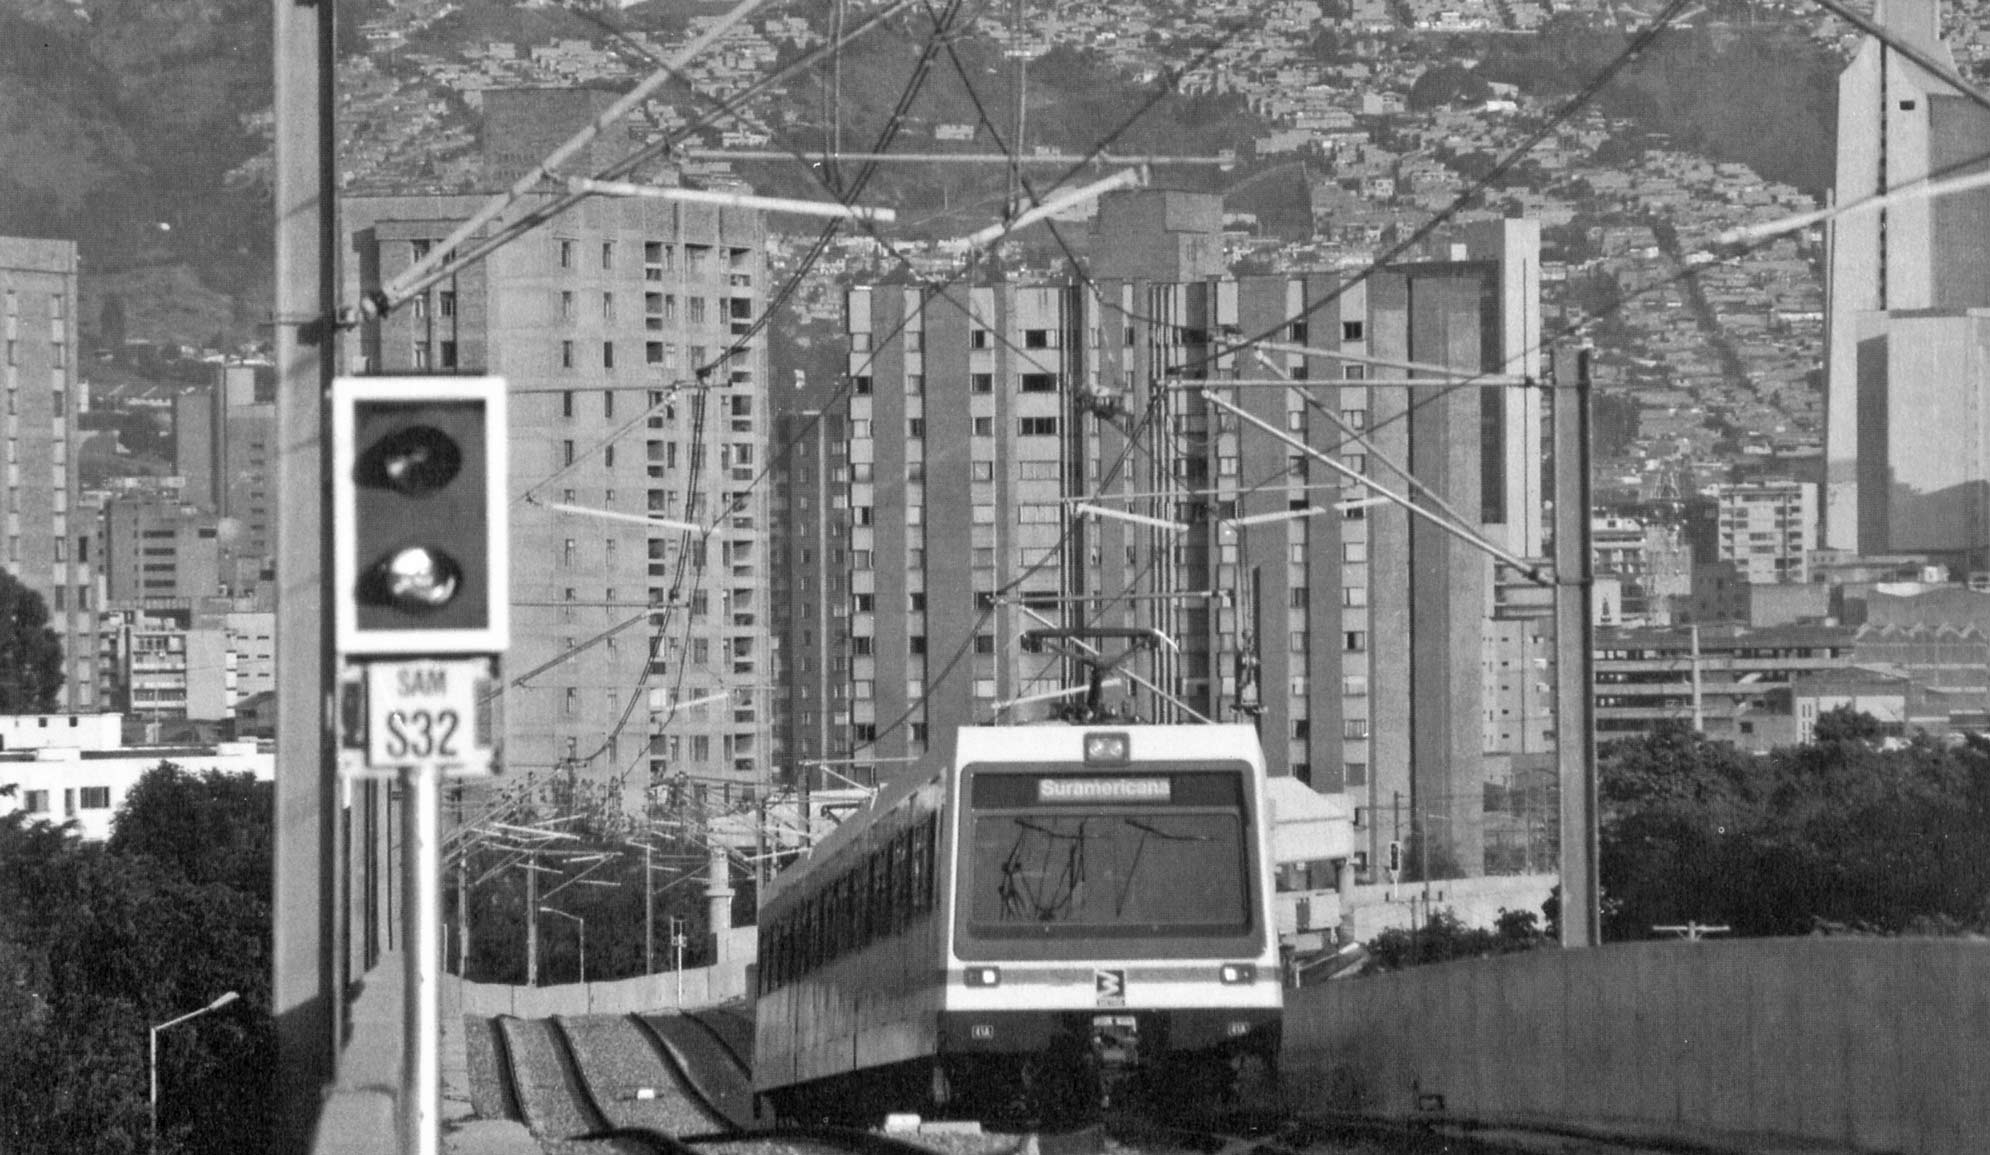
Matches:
[868,850,888,941]
[909,821,930,915]
[804,900,820,973]
[835,875,853,957]
[892,832,913,932]
[920,815,938,911]
[847,873,861,951]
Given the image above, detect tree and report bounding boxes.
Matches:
[109,764,273,900]
[0,769,275,1153]
[98,292,126,351]
[1597,722,1990,939]
[0,570,62,712]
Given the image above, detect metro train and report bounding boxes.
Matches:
[752,724,1283,1123]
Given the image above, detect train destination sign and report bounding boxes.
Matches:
[1036,777,1171,803]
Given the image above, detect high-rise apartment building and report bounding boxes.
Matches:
[1824,0,1990,559]
[0,237,97,709]
[1711,479,1817,584]
[777,191,1549,878]
[343,93,773,813]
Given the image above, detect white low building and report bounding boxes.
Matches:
[0,713,273,841]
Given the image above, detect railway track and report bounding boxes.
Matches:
[484,1011,1608,1155]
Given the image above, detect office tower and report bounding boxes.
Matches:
[175,365,277,596]
[1824,0,1990,559]
[0,237,98,709]
[343,93,772,814]
[786,190,1548,877]
[101,494,223,601]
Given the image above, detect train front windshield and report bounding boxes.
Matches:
[958,767,1259,956]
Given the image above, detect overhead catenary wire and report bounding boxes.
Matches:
[517,0,1711,776]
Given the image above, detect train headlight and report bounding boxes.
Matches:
[1083,732,1130,765]
[1219,963,1257,985]
[964,966,1002,987]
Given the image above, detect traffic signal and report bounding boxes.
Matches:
[332,377,508,656]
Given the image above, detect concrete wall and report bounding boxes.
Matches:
[456,926,757,1018]
[1283,938,1990,1154]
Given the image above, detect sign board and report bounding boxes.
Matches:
[339,658,499,778]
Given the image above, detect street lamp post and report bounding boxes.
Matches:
[538,906,586,985]
[149,991,240,1153]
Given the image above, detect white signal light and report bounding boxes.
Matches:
[376,546,463,610]
[1219,963,1256,985]
[964,966,1001,987]
[1083,732,1130,765]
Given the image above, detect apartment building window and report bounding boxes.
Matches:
[1343,719,1370,740]
[975,634,996,654]
[439,291,456,317]
[907,418,924,438]
[970,329,990,349]
[1341,320,1364,341]
[910,636,927,655]
[562,391,575,418]
[80,787,110,810]
[565,687,579,714]
[603,341,616,370]
[1343,674,1368,697]
[1343,541,1367,563]
[603,390,615,418]
[1341,409,1366,429]
[1289,631,1308,653]
[561,340,575,369]
[1024,328,1057,348]
[563,440,576,466]
[560,290,575,319]
[1019,417,1058,437]
[559,239,576,268]
[1020,373,1058,392]
[602,292,616,320]
[690,297,707,325]
[601,241,615,269]
[439,342,457,369]
[851,376,872,395]
[647,341,664,365]
[907,373,924,394]
[971,373,993,393]
[1343,630,1366,652]
[412,345,430,369]
[1343,586,1367,607]
[21,790,46,814]
[850,331,871,352]
[1345,761,1368,787]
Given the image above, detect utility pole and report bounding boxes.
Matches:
[271,0,338,1142]
[525,851,539,987]
[1553,346,1601,948]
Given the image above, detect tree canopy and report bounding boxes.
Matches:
[1597,719,1990,939]
[0,766,272,1154]
[0,569,63,713]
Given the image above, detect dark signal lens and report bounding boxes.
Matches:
[362,426,463,496]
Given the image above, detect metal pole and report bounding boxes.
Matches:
[645,839,654,976]
[272,0,338,1138]
[148,1025,159,1155]
[402,764,442,1155]
[525,852,538,986]
[1553,346,1601,947]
